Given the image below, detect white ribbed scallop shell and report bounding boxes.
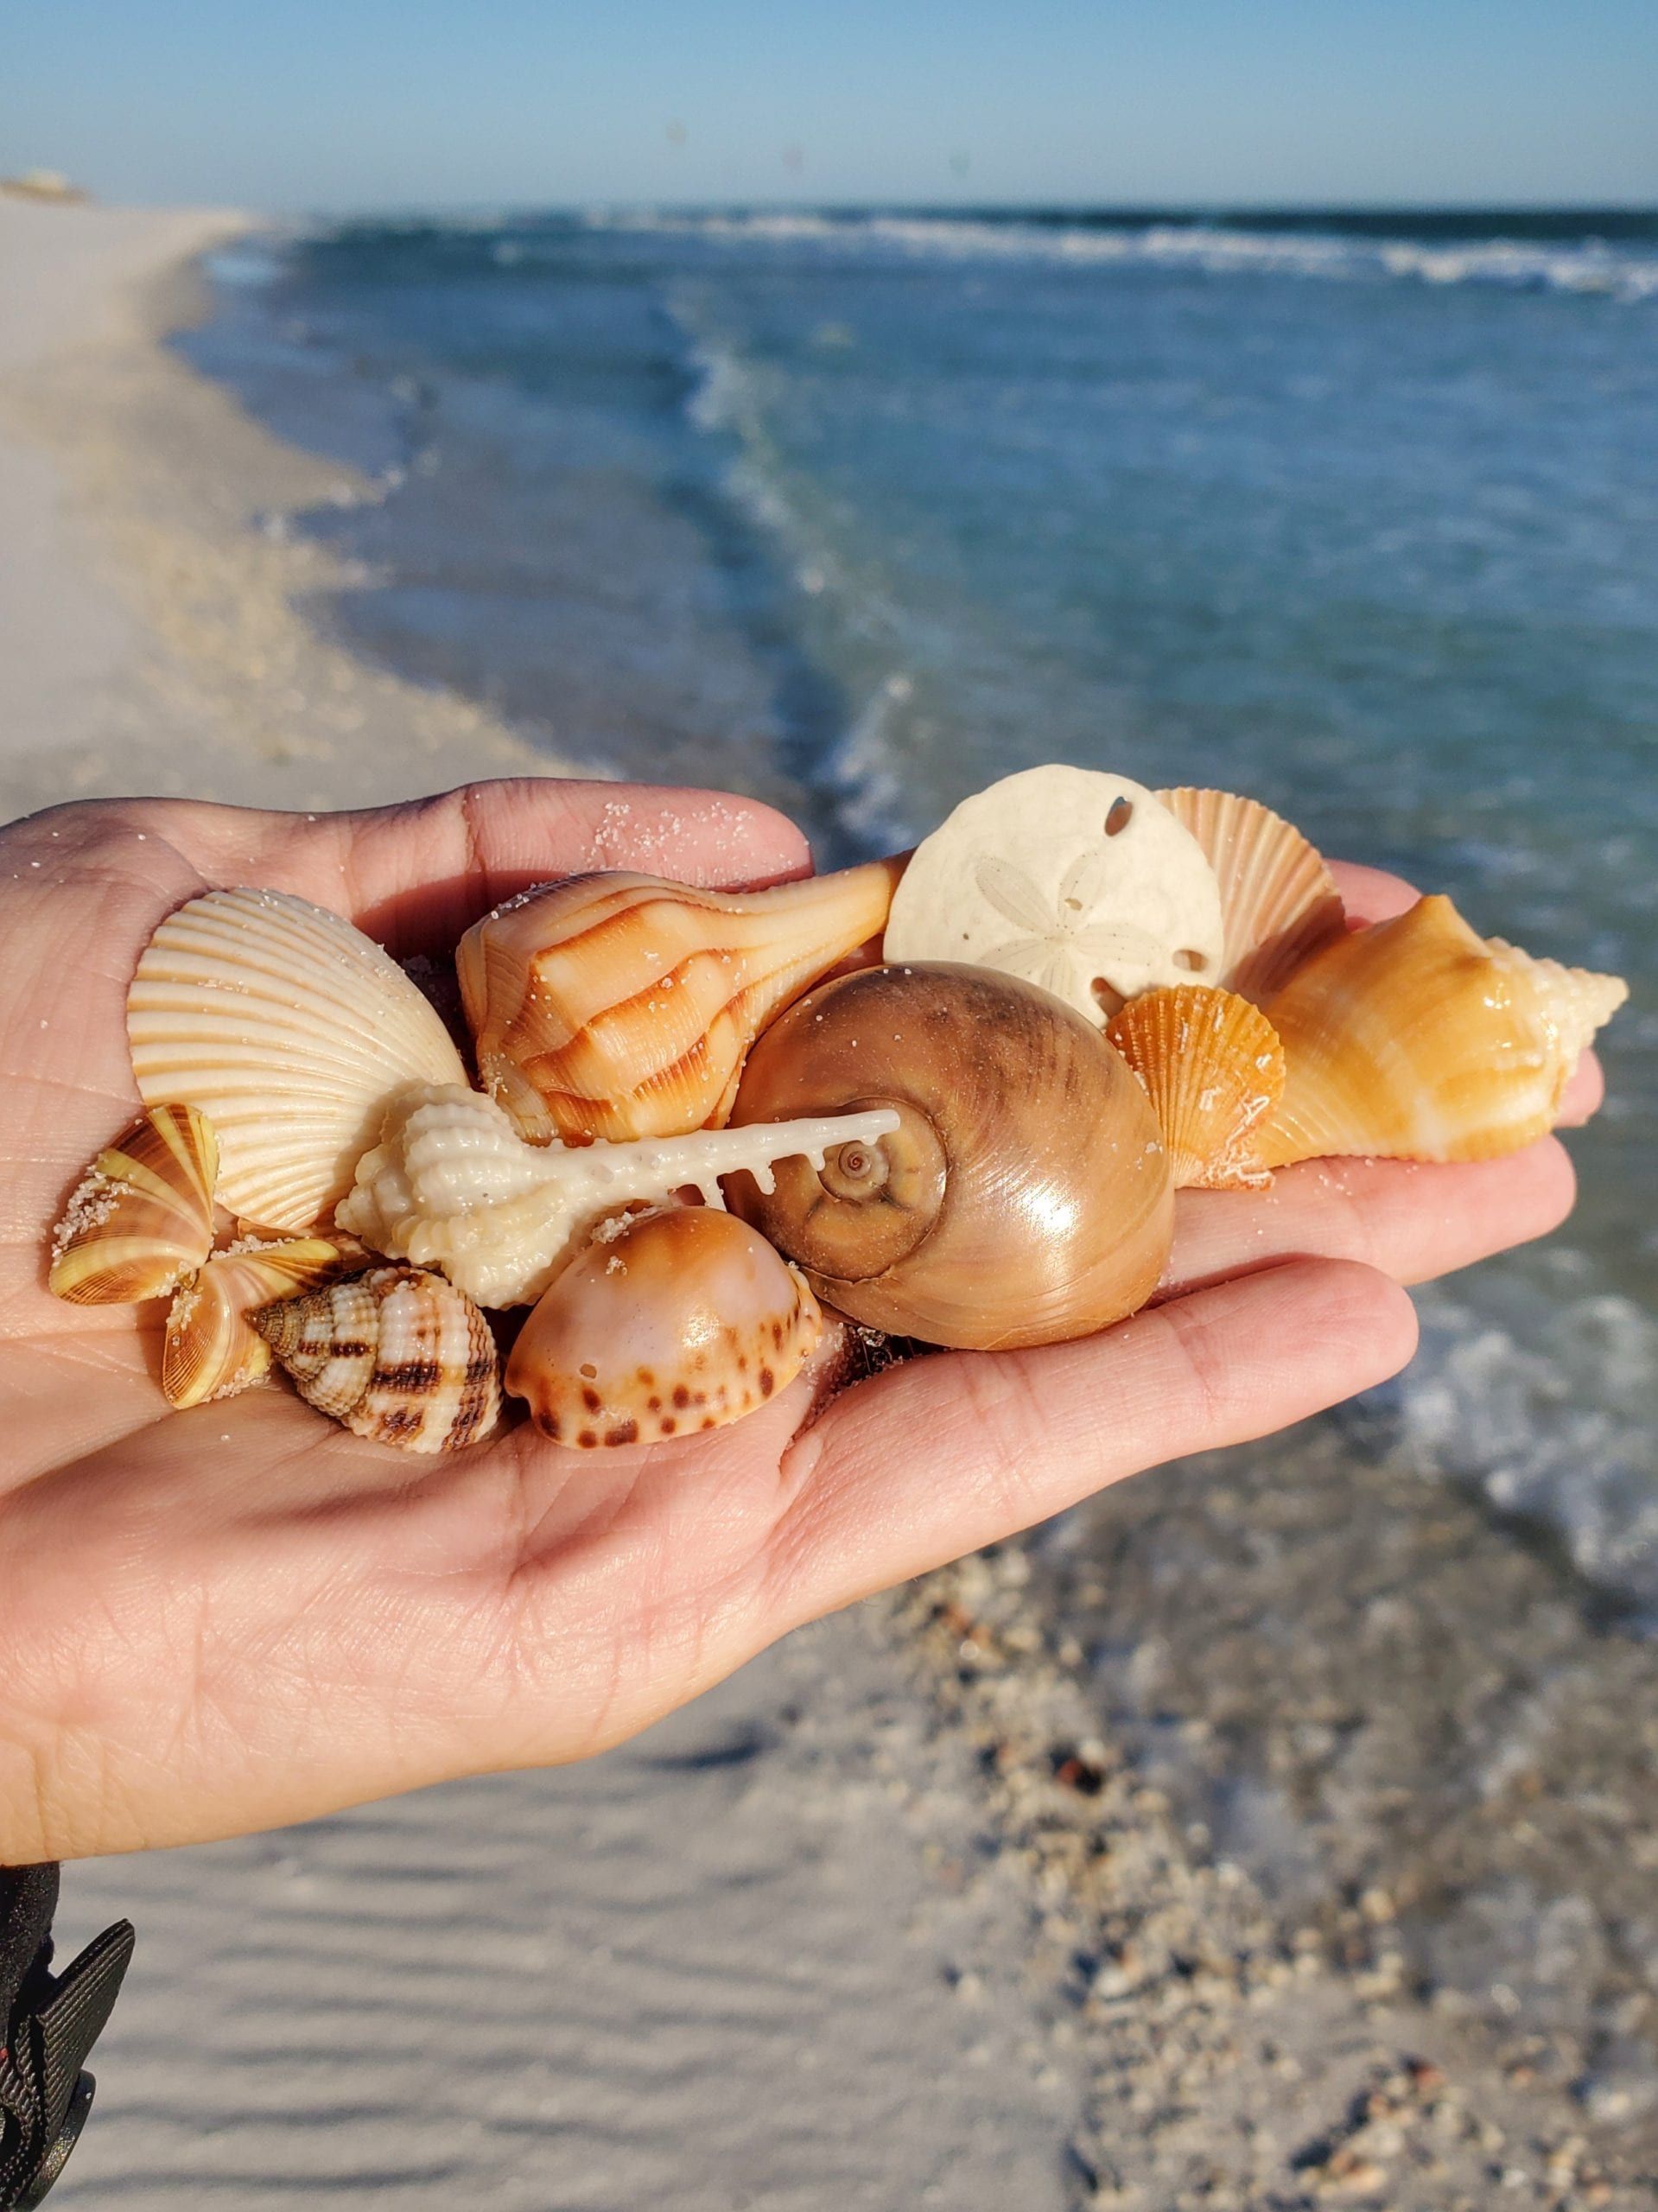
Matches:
[128,889,468,1233]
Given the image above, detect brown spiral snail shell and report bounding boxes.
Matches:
[726,963,1173,1351]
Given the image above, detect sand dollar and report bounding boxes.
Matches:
[883,766,1226,1023]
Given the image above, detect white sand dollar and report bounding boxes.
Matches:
[883,766,1226,1024]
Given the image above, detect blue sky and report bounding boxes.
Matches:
[6,0,1656,213]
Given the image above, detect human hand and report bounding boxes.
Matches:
[0,783,1597,1861]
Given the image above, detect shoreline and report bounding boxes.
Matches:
[3,202,1655,2209]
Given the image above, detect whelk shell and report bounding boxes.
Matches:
[1156,787,1345,1003]
[1106,987,1286,1191]
[506,1207,823,1448]
[1259,893,1628,1167]
[162,1237,345,1409]
[128,888,468,1234]
[728,963,1175,1350]
[456,859,904,1144]
[253,1264,501,1453]
[49,1103,218,1305]
[336,1081,903,1310]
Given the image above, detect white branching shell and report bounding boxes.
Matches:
[506,1207,824,1448]
[253,1265,501,1453]
[49,1103,218,1305]
[128,888,468,1234]
[336,1081,902,1309]
[882,766,1225,1021]
[162,1237,346,1409]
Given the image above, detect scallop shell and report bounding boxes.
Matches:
[162,1237,345,1409]
[506,1208,823,1448]
[456,859,904,1144]
[1155,788,1345,1004]
[252,1265,501,1452]
[1106,987,1286,1190]
[336,1080,902,1310]
[49,1103,218,1305]
[128,888,469,1234]
[1259,894,1628,1167]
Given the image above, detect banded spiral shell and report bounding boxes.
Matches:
[728,963,1174,1350]
[456,860,904,1144]
[50,1103,218,1305]
[128,888,468,1234]
[253,1265,501,1452]
[1259,894,1628,1167]
[507,1207,824,1447]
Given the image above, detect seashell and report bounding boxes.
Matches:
[880,766,1226,1025]
[506,1208,824,1447]
[1105,987,1286,1191]
[727,963,1174,1350]
[1155,787,1346,1003]
[456,859,905,1144]
[162,1237,345,1409]
[337,1081,904,1310]
[49,1103,218,1304]
[252,1265,501,1453]
[128,887,468,1234]
[1259,894,1629,1167]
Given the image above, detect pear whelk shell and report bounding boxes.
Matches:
[880,766,1226,1024]
[336,1081,903,1310]
[727,963,1175,1350]
[49,1103,218,1305]
[506,1208,823,1447]
[456,859,904,1144]
[252,1265,501,1452]
[162,1237,346,1409]
[1106,988,1286,1191]
[128,888,469,1234]
[1156,787,1345,1003]
[1259,894,1629,1167]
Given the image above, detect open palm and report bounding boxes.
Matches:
[0,779,1596,1863]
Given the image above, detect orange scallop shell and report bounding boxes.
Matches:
[1106,987,1286,1190]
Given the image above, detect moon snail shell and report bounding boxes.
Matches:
[726,963,1174,1351]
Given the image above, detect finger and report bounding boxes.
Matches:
[765,1257,1417,1626]
[320,779,815,952]
[1162,1139,1577,1296]
[1556,1049,1604,1127]
[1327,860,1419,926]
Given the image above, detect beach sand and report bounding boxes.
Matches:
[3,201,1652,2209]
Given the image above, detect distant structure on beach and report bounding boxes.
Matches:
[1,169,90,204]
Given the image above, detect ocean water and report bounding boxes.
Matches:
[182,208,1657,1615]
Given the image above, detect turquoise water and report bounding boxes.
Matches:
[184,209,1657,1611]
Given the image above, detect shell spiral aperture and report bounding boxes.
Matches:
[726,963,1174,1351]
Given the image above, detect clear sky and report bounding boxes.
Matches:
[5,0,1656,214]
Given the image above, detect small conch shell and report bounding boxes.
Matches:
[252,1265,501,1452]
[1156,787,1345,1003]
[456,859,904,1143]
[336,1081,903,1309]
[49,1103,218,1305]
[162,1237,345,1408]
[1259,894,1628,1167]
[1106,987,1286,1190]
[506,1208,823,1448]
[128,888,469,1233]
[728,963,1175,1350]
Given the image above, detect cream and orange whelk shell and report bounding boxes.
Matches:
[128,887,468,1233]
[253,1265,501,1453]
[336,1081,902,1309]
[456,859,904,1144]
[1258,894,1627,1168]
[49,1103,218,1305]
[727,963,1174,1351]
[1107,988,1286,1191]
[507,1208,823,1448]
[162,1237,345,1409]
